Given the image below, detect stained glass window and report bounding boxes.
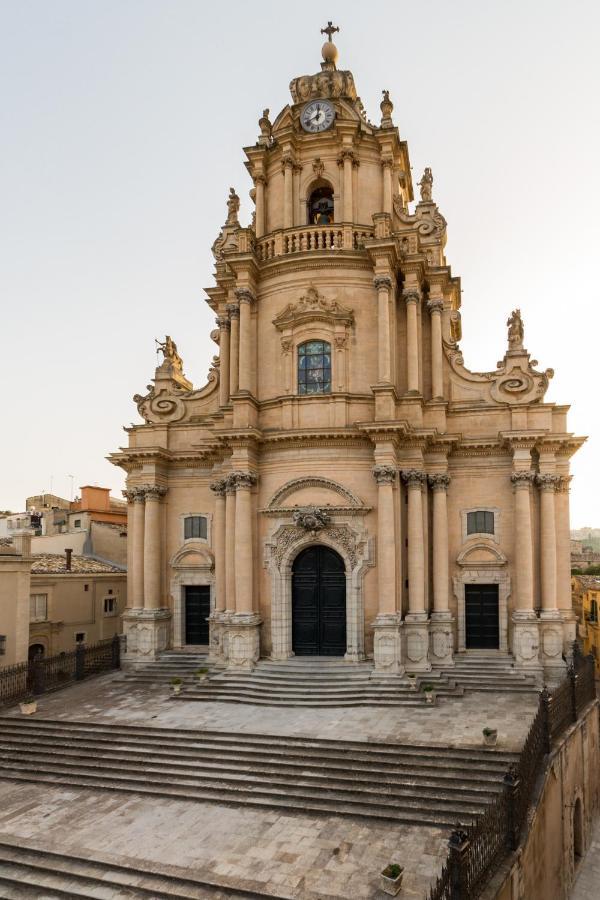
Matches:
[298,341,331,395]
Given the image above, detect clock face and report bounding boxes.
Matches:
[300,100,335,133]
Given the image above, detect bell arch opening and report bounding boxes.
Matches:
[307,182,335,225]
[291,545,346,655]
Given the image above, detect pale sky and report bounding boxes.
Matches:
[1,0,599,526]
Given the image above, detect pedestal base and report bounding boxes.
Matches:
[372,614,403,674]
[404,615,432,672]
[540,612,567,680]
[222,613,262,670]
[429,613,455,668]
[208,612,229,665]
[511,613,542,670]
[560,610,578,658]
[121,608,171,664]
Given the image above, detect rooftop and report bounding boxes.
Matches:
[31,554,125,575]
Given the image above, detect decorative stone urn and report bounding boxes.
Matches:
[483,727,498,747]
[19,698,37,715]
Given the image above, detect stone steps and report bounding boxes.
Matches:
[0,717,517,828]
[0,837,279,898]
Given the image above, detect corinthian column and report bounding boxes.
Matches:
[404,290,420,394]
[428,474,454,667]
[226,302,240,396]
[381,158,393,215]
[143,485,167,610]
[537,473,565,675]
[127,488,145,610]
[401,469,431,670]
[556,476,576,651]
[224,477,236,613]
[372,464,402,673]
[511,471,540,669]
[373,465,397,614]
[210,478,227,614]
[341,149,354,221]
[217,317,230,406]
[235,288,256,395]
[374,276,393,384]
[254,175,266,238]
[282,156,294,229]
[427,298,444,400]
[233,471,258,614]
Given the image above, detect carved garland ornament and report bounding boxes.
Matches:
[292,506,331,533]
[273,524,357,570]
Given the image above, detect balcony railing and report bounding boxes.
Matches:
[254,224,374,262]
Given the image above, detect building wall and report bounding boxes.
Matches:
[0,535,33,666]
[489,700,600,900]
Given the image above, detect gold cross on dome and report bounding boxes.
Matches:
[321,21,339,42]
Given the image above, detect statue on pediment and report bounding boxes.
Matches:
[507,309,524,350]
[156,335,183,372]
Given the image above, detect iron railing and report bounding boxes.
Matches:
[428,648,596,900]
[0,635,121,707]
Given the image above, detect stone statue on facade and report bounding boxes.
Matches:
[418,167,433,202]
[226,187,240,226]
[156,335,183,372]
[507,309,524,350]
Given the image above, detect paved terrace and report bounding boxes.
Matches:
[0,673,539,898]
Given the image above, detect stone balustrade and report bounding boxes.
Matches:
[256,224,374,261]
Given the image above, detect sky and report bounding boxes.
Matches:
[1,0,599,525]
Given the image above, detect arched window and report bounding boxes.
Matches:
[308,185,334,225]
[298,341,331,395]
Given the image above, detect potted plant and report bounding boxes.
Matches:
[422,684,435,704]
[380,863,404,896]
[195,668,209,681]
[406,673,417,690]
[170,677,183,695]
[19,696,37,715]
[482,727,498,747]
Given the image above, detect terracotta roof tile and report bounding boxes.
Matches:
[31,554,125,575]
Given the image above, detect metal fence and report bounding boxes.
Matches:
[428,646,596,900]
[0,635,121,707]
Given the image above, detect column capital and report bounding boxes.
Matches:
[427,298,444,314]
[373,275,393,291]
[401,469,427,488]
[225,302,240,319]
[403,290,421,306]
[230,470,258,490]
[429,473,451,491]
[234,288,256,305]
[511,471,536,488]
[536,473,561,491]
[381,156,394,170]
[372,464,397,485]
[210,477,228,496]
[143,484,167,500]
[216,315,230,331]
[254,173,267,186]
[556,475,572,494]
[124,487,147,503]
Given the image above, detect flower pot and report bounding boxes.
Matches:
[19,700,37,715]
[380,866,404,896]
[171,684,182,695]
[483,730,498,747]
[424,692,435,704]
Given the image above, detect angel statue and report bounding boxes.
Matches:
[507,309,524,350]
[156,335,183,371]
[418,167,433,202]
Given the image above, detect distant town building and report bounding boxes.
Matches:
[571,574,600,672]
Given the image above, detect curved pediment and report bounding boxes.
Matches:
[267,476,363,511]
[170,544,214,571]
[457,541,507,568]
[273,286,354,331]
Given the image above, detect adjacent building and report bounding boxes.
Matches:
[110,36,584,675]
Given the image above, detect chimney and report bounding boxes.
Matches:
[65,548,72,571]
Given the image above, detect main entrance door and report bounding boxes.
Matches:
[184,585,210,645]
[292,546,346,655]
[465,584,500,649]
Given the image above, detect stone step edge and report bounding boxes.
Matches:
[0,752,502,801]
[0,717,520,759]
[0,871,81,900]
[0,738,512,779]
[0,762,491,812]
[0,771,472,827]
[0,840,286,900]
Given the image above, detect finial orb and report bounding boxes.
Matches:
[321,40,339,64]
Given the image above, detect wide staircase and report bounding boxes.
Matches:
[0,716,518,829]
[119,650,539,706]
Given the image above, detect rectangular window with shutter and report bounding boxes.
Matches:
[184,516,207,540]
[466,510,494,535]
[29,594,48,622]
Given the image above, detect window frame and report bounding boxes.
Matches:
[29,593,48,623]
[180,513,212,546]
[466,510,495,537]
[297,339,332,396]
[461,507,500,545]
[103,596,118,616]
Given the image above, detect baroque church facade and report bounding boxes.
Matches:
[111,29,583,676]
